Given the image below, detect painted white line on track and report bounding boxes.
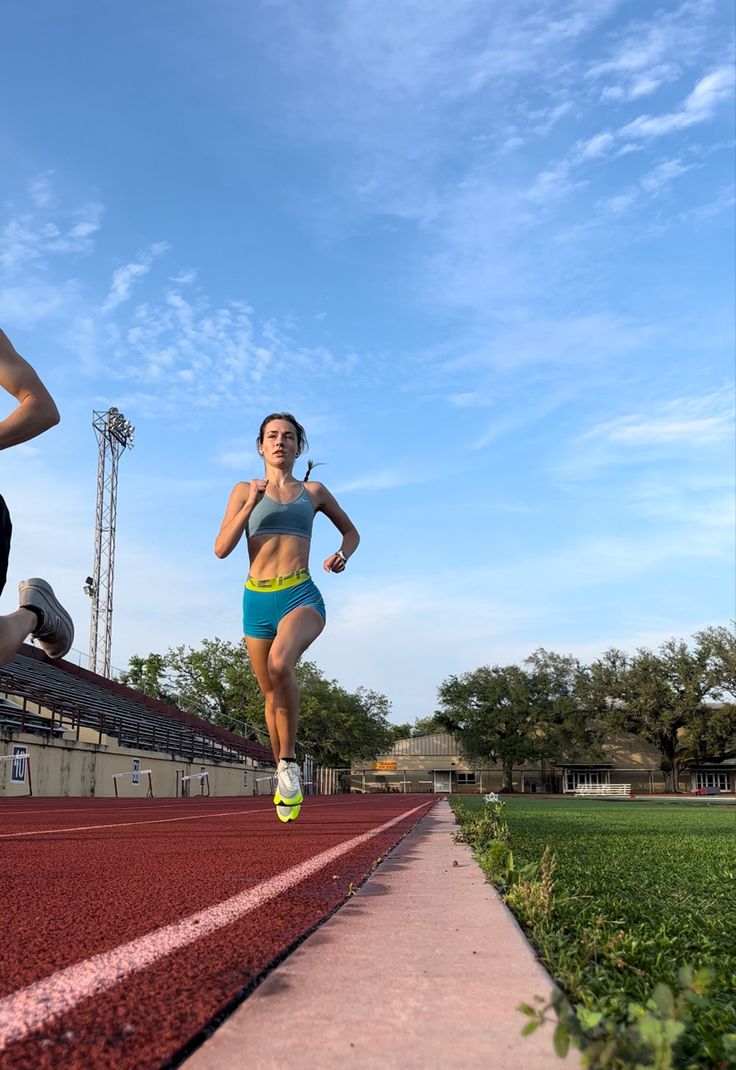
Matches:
[0,803,207,818]
[0,797,430,837]
[0,800,267,816]
[0,807,275,839]
[0,802,429,1051]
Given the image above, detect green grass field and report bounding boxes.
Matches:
[451,796,736,1068]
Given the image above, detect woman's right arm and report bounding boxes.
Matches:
[214,480,267,558]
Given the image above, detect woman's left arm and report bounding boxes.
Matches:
[312,483,360,574]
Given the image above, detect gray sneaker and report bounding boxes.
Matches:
[18,578,74,659]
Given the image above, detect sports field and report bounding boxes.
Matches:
[452,796,736,1068]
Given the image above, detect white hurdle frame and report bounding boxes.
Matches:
[0,753,33,796]
[177,770,211,798]
[112,769,154,798]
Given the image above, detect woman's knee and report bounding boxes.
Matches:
[267,650,294,685]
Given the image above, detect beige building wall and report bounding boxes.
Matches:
[0,734,269,798]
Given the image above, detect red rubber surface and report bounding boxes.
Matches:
[0,794,438,1069]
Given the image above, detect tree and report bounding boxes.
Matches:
[118,653,177,705]
[165,638,264,736]
[438,651,597,792]
[695,624,736,696]
[438,664,543,792]
[590,630,736,792]
[120,639,266,741]
[121,642,394,765]
[296,663,393,766]
[387,722,414,743]
[524,648,599,760]
[412,714,448,737]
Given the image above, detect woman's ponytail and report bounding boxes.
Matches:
[304,459,323,481]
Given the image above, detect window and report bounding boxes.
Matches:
[565,769,608,791]
[456,772,476,784]
[696,772,729,791]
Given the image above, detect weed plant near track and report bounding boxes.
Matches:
[452,797,736,1068]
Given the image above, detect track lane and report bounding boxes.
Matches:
[0,795,438,1070]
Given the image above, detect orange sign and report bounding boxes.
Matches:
[373,760,397,771]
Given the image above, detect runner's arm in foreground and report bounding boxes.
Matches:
[310,482,360,573]
[0,330,60,450]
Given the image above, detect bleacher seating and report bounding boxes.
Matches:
[0,644,272,765]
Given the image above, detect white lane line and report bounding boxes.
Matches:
[0,803,197,818]
[0,807,275,839]
[0,797,421,838]
[0,802,428,1051]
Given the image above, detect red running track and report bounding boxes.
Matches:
[0,794,438,1070]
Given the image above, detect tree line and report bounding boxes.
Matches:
[436,626,736,792]
[120,625,736,788]
[119,638,394,767]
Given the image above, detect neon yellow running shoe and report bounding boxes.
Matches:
[274,759,303,822]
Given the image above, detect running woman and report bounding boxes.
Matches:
[215,413,359,822]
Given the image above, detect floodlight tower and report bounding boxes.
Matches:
[87,407,135,677]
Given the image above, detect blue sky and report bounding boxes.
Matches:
[0,0,733,723]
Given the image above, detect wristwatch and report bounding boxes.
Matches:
[335,550,348,564]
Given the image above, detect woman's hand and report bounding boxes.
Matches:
[247,478,268,505]
[323,551,347,574]
[214,479,266,559]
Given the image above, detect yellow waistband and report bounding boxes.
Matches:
[245,568,310,592]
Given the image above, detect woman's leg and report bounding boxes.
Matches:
[267,606,325,760]
[244,636,280,760]
[0,608,37,664]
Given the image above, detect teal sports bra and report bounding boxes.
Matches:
[246,485,315,542]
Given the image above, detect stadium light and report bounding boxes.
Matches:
[88,407,136,677]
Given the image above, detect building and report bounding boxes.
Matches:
[351,730,736,795]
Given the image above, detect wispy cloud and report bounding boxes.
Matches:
[586,1,713,101]
[334,469,420,493]
[0,184,103,273]
[582,386,735,447]
[620,65,735,140]
[0,279,81,327]
[100,242,170,313]
[447,392,492,408]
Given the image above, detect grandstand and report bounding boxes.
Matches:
[0,643,272,778]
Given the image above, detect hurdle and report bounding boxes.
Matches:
[0,753,33,796]
[177,769,211,798]
[112,769,154,798]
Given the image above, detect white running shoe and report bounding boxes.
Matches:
[18,578,74,659]
[274,759,303,823]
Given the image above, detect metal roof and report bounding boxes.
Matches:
[388,733,458,756]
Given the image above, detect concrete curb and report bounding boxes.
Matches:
[184,799,579,1068]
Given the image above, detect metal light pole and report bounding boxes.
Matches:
[86,407,135,676]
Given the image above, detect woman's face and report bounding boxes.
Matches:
[260,419,299,466]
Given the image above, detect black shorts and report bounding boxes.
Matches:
[0,495,12,598]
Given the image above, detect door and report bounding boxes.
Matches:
[434,770,451,792]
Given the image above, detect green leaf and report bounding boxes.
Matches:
[553,1023,571,1058]
[576,1008,604,1030]
[521,1021,540,1036]
[652,982,675,1016]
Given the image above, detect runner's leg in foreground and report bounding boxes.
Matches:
[0,330,73,663]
